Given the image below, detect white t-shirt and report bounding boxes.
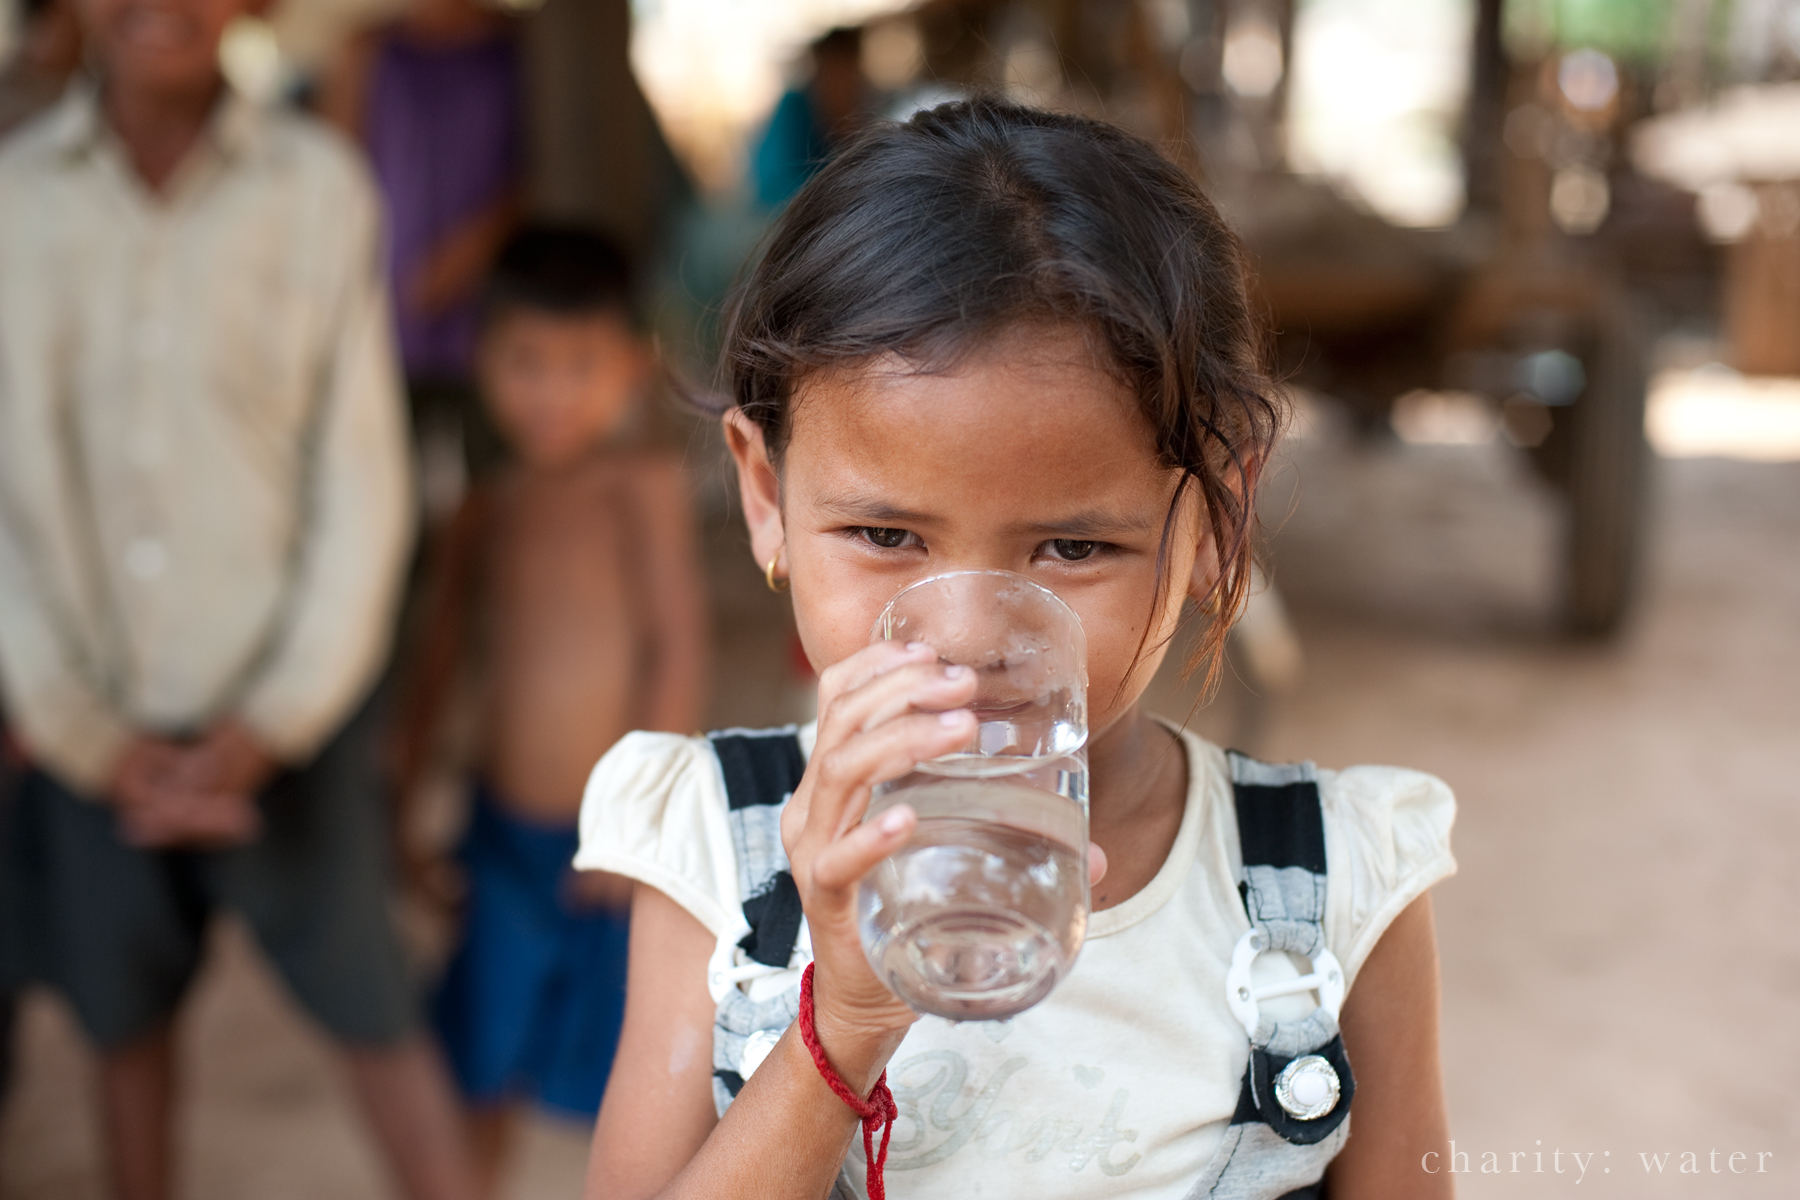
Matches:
[576,722,1455,1199]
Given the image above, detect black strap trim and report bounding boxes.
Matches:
[738,870,805,967]
[1230,1064,1263,1125]
[1228,1034,1356,1146]
[711,731,807,811]
[1231,771,1327,875]
[710,729,809,969]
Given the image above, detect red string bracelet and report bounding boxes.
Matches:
[797,962,898,1200]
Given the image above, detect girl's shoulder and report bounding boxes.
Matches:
[1313,760,1457,878]
[1169,723,1456,985]
[1313,758,1457,983]
[574,724,817,937]
[574,729,733,935]
[1166,725,1456,877]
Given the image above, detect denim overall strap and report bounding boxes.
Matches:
[1183,752,1356,1200]
[706,728,811,1112]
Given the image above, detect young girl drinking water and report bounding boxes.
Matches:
[574,99,1456,1200]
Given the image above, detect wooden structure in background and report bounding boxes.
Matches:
[1720,183,1792,376]
[520,0,689,262]
[887,0,1694,635]
[1724,183,1800,376]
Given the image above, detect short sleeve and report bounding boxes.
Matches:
[1318,764,1457,987]
[575,731,741,938]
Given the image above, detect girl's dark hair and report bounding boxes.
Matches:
[722,97,1284,686]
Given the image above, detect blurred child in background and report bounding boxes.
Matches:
[322,0,524,477]
[396,226,707,1196]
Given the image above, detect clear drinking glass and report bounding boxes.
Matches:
[857,570,1090,1021]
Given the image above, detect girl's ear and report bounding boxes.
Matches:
[1185,468,1248,609]
[1186,521,1220,607]
[724,409,786,573]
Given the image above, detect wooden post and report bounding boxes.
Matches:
[1463,0,1509,214]
[518,0,686,260]
[1725,181,1800,376]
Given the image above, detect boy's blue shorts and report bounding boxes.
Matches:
[434,784,629,1120]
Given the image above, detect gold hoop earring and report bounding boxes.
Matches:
[764,554,790,593]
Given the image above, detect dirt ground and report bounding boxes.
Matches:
[2,405,1795,1198]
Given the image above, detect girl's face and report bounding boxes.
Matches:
[729,323,1215,742]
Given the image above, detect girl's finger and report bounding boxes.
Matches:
[1088,842,1108,887]
[855,663,976,733]
[803,709,977,840]
[815,659,976,754]
[809,802,917,894]
[816,640,939,711]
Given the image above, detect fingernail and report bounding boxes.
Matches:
[938,709,968,727]
[905,641,929,653]
[943,664,968,679]
[878,807,910,834]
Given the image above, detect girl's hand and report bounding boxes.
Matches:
[781,641,978,1059]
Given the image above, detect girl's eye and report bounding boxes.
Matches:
[1049,539,1098,561]
[859,527,912,549]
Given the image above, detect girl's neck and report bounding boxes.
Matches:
[1088,706,1183,813]
[1084,705,1190,911]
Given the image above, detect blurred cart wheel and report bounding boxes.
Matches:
[1563,295,1652,636]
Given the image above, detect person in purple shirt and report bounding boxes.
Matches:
[324,0,524,473]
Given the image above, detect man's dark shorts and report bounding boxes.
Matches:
[1,700,417,1051]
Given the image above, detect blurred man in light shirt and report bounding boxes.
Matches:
[0,2,478,1197]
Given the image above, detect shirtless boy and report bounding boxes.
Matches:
[396,226,707,1195]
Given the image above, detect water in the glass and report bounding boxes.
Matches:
[857,571,1089,1021]
[862,756,1088,1020]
